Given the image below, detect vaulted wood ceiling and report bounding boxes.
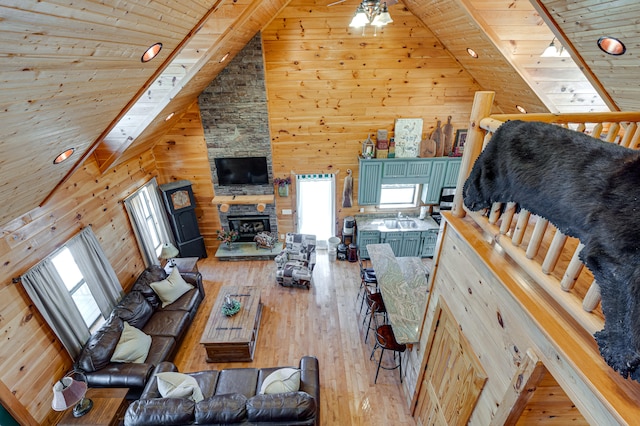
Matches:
[1,0,635,227]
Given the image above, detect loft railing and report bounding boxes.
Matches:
[451,91,640,336]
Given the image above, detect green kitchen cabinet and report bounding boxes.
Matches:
[380,231,404,255]
[357,159,383,205]
[357,230,381,259]
[399,231,422,256]
[421,229,439,257]
[444,159,461,187]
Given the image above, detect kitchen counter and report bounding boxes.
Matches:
[355,214,439,232]
[367,243,430,344]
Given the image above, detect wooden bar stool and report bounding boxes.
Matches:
[357,258,377,314]
[363,287,386,343]
[370,314,406,384]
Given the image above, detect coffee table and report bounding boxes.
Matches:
[200,285,262,362]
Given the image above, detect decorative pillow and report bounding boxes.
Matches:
[110,321,152,363]
[156,372,204,402]
[260,368,301,394]
[150,267,194,308]
[132,265,167,309]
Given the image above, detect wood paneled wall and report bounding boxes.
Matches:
[0,153,157,424]
[154,101,219,251]
[262,0,483,235]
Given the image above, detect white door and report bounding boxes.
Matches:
[296,174,335,249]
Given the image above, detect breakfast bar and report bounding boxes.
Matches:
[366,243,430,344]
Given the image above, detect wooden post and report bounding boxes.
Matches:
[452,91,495,218]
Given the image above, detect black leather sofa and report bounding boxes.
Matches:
[124,356,320,426]
[75,265,204,399]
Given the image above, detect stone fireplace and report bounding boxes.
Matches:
[228,215,271,242]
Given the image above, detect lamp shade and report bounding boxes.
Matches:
[158,243,179,260]
[52,377,87,411]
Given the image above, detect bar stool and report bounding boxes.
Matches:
[357,258,377,313]
[363,287,386,343]
[370,314,406,384]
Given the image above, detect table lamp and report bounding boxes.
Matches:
[158,243,179,267]
[52,371,93,417]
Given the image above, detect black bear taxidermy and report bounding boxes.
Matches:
[463,120,640,380]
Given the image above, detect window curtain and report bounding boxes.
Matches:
[124,178,175,266]
[66,227,123,318]
[296,173,336,249]
[21,227,121,359]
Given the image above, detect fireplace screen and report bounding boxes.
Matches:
[227,215,271,242]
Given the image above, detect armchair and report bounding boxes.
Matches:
[275,233,317,289]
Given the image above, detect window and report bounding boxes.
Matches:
[51,247,101,329]
[379,183,420,208]
[124,178,175,266]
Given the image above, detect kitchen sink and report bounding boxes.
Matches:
[383,219,400,228]
[383,218,417,229]
[398,219,418,229]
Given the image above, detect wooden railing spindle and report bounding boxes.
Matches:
[541,230,568,274]
[583,281,602,312]
[560,243,585,291]
[525,216,548,259]
[499,202,517,235]
[512,209,530,246]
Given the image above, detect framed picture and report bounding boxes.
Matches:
[454,129,468,156]
[394,118,423,158]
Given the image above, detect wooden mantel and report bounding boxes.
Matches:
[211,195,275,205]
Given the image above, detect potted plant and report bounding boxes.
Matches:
[216,229,239,249]
[274,176,291,197]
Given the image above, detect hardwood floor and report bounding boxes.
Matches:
[173,250,418,426]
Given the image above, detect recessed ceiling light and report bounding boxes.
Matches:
[219,52,230,63]
[597,36,626,56]
[165,112,175,121]
[53,148,75,164]
[141,43,163,63]
[466,48,478,58]
[516,105,527,114]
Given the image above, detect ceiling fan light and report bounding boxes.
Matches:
[541,39,559,57]
[349,7,369,28]
[372,11,392,26]
[597,36,626,56]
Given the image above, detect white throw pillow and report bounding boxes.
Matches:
[150,267,194,308]
[260,368,301,394]
[156,372,204,402]
[110,321,152,363]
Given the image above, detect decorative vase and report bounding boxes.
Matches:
[224,241,234,250]
[278,184,289,197]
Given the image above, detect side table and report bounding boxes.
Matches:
[58,388,128,426]
[164,256,199,274]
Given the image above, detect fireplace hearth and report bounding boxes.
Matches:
[228,215,271,242]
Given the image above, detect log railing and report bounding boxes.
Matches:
[451,91,640,336]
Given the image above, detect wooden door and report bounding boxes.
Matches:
[415,299,487,425]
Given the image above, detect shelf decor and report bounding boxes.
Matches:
[274,177,291,197]
[221,294,241,316]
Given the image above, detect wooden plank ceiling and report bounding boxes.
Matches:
[0,0,636,227]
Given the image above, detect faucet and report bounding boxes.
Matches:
[397,211,402,219]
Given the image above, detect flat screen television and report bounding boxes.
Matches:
[214,156,269,186]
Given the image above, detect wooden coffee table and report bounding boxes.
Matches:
[200,285,262,362]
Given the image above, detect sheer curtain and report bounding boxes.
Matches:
[124,178,175,266]
[296,173,336,249]
[21,227,123,359]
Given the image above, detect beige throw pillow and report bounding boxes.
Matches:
[260,368,301,394]
[150,267,194,308]
[110,321,152,363]
[156,372,204,402]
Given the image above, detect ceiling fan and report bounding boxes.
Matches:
[328,0,398,6]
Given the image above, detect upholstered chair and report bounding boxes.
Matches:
[275,233,317,289]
